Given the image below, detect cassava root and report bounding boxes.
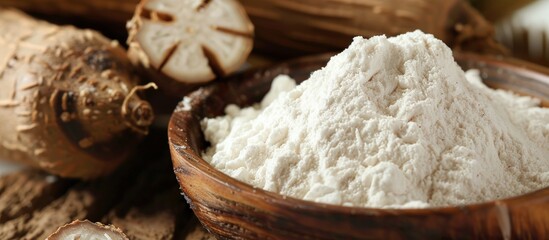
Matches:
[0,0,137,27]
[127,0,254,97]
[46,220,129,240]
[0,9,155,179]
[240,0,506,57]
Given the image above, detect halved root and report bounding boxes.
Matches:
[46,220,128,240]
[128,0,254,85]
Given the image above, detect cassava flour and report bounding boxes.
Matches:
[201,31,549,208]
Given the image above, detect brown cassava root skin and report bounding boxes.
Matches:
[0,0,136,43]
[0,0,137,26]
[0,9,154,179]
[240,0,504,57]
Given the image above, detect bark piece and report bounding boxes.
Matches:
[103,148,191,240]
[0,130,190,239]
[0,169,73,223]
[0,177,126,239]
[0,144,149,240]
[105,187,187,240]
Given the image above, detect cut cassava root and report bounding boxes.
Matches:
[0,9,155,179]
[127,0,254,96]
[46,220,128,240]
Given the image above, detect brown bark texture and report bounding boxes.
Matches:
[0,9,154,179]
[0,130,197,240]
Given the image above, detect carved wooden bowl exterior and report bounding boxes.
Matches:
[168,52,549,239]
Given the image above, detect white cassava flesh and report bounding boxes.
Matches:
[128,0,254,84]
[46,220,128,240]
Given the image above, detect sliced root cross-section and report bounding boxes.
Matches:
[128,0,254,85]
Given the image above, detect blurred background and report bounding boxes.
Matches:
[473,0,549,66]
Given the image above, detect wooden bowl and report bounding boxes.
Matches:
[168,52,549,239]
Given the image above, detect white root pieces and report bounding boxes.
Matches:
[46,220,129,240]
[127,0,254,87]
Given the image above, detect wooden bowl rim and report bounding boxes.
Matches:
[169,52,549,216]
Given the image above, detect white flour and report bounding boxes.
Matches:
[201,31,549,208]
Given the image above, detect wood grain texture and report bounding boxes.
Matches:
[0,170,74,223]
[169,52,549,239]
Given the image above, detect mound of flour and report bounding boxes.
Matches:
[201,31,549,208]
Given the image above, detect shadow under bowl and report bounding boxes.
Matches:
[168,52,549,239]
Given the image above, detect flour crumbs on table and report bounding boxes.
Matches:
[201,31,549,208]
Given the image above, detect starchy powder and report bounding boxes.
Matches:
[201,31,549,208]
